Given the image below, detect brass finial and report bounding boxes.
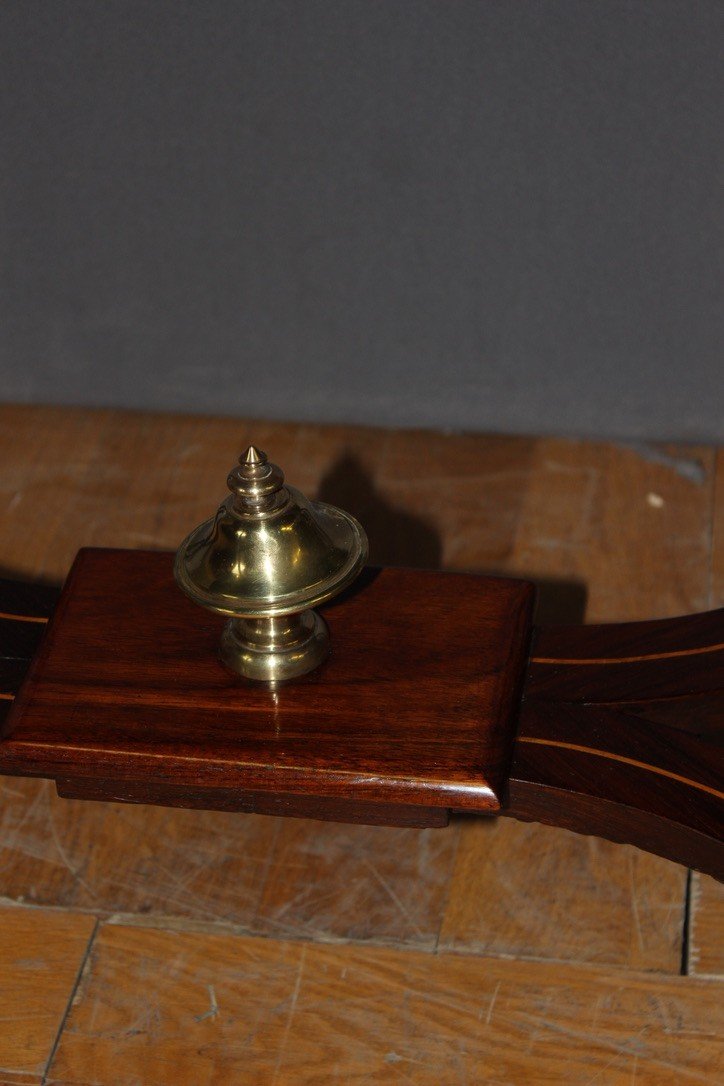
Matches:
[174,446,368,682]
[226,446,286,514]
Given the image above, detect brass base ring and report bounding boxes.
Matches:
[220,610,330,683]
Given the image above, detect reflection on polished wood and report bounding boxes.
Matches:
[1,548,534,818]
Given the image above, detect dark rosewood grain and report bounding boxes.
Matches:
[1,549,535,820]
[506,615,724,880]
[55,777,448,828]
[0,552,722,879]
[0,577,55,726]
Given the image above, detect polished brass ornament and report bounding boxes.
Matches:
[174,445,368,682]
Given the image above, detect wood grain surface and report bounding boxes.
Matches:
[0,905,95,1083]
[2,549,534,815]
[438,818,686,972]
[689,872,724,978]
[47,922,724,1086]
[0,404,721,1081]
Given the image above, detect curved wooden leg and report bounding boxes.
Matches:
[506,611,724,880]
[0,578,56,725]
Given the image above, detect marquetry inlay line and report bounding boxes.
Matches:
[0,693,15,701]
[0,611,49,624]
[532,641,724,666]
[518,736,724,801]
[578,690,724,707]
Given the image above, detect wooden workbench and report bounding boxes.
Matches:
[0,404,721,1083]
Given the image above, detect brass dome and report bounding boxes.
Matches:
[174,445,368,680]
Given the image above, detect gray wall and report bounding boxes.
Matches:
[2,1,722,440]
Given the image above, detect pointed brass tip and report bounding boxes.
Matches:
[241,445,267,465]
[227,445,284,508]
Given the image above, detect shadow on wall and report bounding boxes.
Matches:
[315,453,587,626]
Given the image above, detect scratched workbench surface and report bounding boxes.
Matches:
[0,404,721,1084]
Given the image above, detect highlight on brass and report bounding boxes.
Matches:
[174,445,368,682]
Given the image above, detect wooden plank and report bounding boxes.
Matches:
[0,775,280,928]
[689,874,724,977]
[0,778,453,948]
[350,430,539,573]
[687,449,724,974]
[0,904,95,1082]
[440,818,687,971]
[48,922,724,1086]
[253,818,458,947]
[507,439,713,622]
[0,405,305,581]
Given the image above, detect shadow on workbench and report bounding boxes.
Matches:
[316,453,587,625]
[317,452,443,569]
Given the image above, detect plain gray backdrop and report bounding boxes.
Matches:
[1,1,722,440]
